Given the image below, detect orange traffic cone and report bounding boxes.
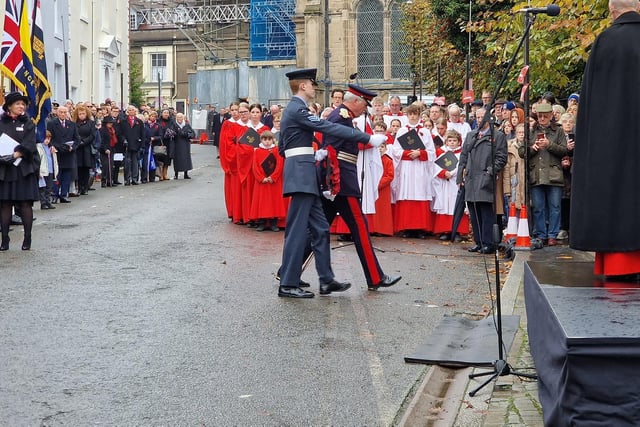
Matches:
[504,202,518,242]
[514,206,531,251]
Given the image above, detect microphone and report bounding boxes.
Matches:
[516,4,560,16]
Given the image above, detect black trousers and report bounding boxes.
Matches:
[322,195,384,286]
[124,150,140,183]
[468,201,496,247]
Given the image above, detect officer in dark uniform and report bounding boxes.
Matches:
[321,85,401,290]
[278,69,387,298]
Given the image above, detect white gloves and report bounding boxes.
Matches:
[322,190,336,201]
[368,134,387,147]
[315,149,328,161]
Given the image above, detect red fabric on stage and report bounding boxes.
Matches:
[250,146,286,220]
[432,213,469,235]
[393,200,433,233]
[594,251,640,276]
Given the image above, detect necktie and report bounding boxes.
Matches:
[62,121,66,128]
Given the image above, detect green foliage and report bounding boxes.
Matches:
[129,55,147,108]
[398,0,611,103]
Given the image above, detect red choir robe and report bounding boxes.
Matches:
[250,144,285,220]
[370,152,394,236]
[237,123,268,223]
[219,119,241,220]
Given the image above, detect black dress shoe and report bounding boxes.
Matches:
[47,204,56,209]
[468,244,482,253]
[480,245,495,254]
[319,279,351,295]
[369,274,402,290]
[278,286,314,298]
[275,272,310,288]
[131,181,138,185]
[337,234,352,242]
[0,236,9,251]
[59,198,71,203]
[10,215,23,225]
[21,236,31,251]
[439,233,451,241]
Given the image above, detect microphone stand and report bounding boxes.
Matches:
[467,11,538,397]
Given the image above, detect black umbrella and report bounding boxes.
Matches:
[450,185,466,242]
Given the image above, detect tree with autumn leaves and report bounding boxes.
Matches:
[400,0,610,104]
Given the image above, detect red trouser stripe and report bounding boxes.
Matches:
[346,196,381,285]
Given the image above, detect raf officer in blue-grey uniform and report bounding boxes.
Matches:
[278,68,388,298]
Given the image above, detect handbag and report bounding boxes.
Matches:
[153,144,167,155]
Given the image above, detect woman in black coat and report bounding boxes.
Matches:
[145,110,165,181]
[73,103,96,194]
[158,109,176,181]
[98,116,120,187]
[0,92,40,250]
[172,112,195,179]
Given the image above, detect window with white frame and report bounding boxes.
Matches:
[129,12,138,30]
[151,53,167,81]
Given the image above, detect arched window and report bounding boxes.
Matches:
[390,1,410,79]
[356,0,384,80]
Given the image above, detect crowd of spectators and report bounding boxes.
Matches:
[35,99,195,210]
[211,89,578,249]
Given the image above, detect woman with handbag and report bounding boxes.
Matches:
[158,109,176,181]
[0,92,40,250]
[146,111,165,181]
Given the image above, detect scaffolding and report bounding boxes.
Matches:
[134,2,250,28]
[249,0,296,61]
[133,1,295,62]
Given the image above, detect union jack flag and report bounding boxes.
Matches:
[0,0,24,88]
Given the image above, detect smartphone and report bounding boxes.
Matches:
[568,133,575,140]
[537,132,545,141]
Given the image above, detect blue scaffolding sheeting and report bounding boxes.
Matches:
[250,0,296,61]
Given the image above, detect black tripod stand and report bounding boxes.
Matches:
[467,11,541,397]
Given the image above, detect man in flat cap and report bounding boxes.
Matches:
[277,69,387,298]
[518,102,568,247]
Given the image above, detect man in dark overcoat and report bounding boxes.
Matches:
[277,69,387,298]
[457,108,507,254]
[47,105,80,203]
[570,0,640,278]
[119,105,145,185]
